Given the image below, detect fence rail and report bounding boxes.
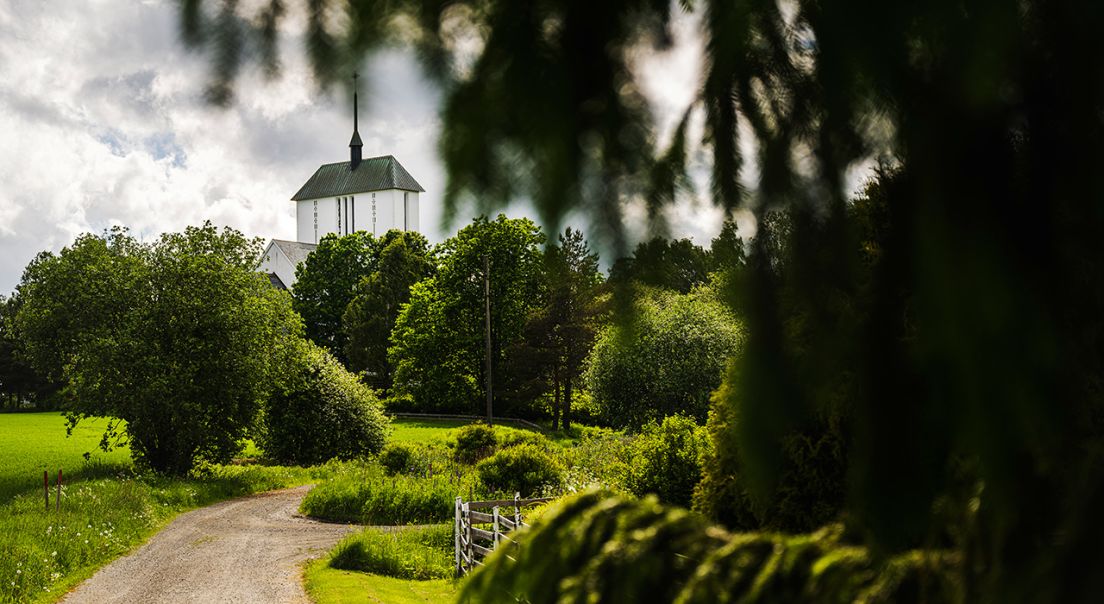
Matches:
[389,412,546,433]
[454,493,552,575]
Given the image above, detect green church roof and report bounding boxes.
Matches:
[291,155,424,201]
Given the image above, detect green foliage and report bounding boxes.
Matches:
[329,525,453,580]
[0,294,56,411]
[609,237,713,294]
[451,422,498,464]
[502,228,605,428]
[476,444,565,497]
[585,289,742,427]
[16,224,299,474]
[260,342,389,465]
[624,415,708,508]
[389,215,544,414]
[695,366,847,533]
[300,461,462,525]
[292,231,380,362]
[343,230,434,389]
[378,442,445,477]
[460,491,962,604]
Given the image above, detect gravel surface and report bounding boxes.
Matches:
[61,485,357,604]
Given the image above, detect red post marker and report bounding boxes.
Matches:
[44,470,49,511]
[56,469,62,512]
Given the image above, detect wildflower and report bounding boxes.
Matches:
[16,570,21,575]
[51,551,56,557]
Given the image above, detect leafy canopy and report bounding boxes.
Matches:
[17,224,301,474]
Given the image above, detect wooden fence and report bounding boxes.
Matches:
[454,494,552,575]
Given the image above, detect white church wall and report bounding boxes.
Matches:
[257,241,298,289]
[294,189,418,243]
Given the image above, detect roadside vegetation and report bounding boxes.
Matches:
[0,413,322,604]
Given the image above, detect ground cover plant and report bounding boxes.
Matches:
[329,525,453,580]
[0,413,322,604]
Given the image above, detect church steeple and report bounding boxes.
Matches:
[349,72,363,170]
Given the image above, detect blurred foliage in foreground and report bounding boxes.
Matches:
[179,0,1104,599]
[460,490,961,604]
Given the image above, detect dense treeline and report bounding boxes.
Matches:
[290,215,745,428]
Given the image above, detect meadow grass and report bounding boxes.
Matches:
[0,412,325,604]
[329,525,453,580]
[300,461,469,525]
[304,559,457,604]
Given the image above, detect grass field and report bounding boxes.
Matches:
[304,559,458,604]
[389,418,480,444]
[0,413,132,503]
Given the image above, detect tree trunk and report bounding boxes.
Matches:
[551,370,561,431]
[563,376,573,430]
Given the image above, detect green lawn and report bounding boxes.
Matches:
[389,418,474,444]
[0,413,132,503]
[304,559,458,604]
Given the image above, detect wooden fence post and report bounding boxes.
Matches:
[454,497,462,575]
[514,492,521,530]
[463,501,473,572]
[492,506,501,547]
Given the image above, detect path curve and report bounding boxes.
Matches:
[62,485,357,604]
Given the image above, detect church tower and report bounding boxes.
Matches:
[258,74,424,290]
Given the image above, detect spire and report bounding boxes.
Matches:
[349,72,363,170]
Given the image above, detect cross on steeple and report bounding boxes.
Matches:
[349,71,363,170]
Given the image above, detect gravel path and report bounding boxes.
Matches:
[61,485,358,604]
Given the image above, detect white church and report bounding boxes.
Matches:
[258,85,424,290]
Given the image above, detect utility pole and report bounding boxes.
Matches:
[484,255,493,423]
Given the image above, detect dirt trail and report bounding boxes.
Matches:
[61,485,357,604]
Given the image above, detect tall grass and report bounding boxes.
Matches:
[329,525,454,580]
[300,461,469,525]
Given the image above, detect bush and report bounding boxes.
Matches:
[300,461,463,525]
[379,442,418,475]
[261,343,389,465]
[624,415,708,507]
[452,423,498,463]
[378,442,443,477]
[476,444,565,497]
[584,289,741,428]
[329,525,453,580]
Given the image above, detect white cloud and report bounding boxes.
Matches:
[0,0,447,294]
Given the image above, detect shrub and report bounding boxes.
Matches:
[329,525,453,580]
[584,289,741,428]
[300,461,463,525]
[624,415,709,507]
[476,444,565,497]
[379,442,419,475]
[452,423,498,463]
[261,343,390,465]
[498,428,551,450]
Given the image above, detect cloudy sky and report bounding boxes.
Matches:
[0,0,727,295]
